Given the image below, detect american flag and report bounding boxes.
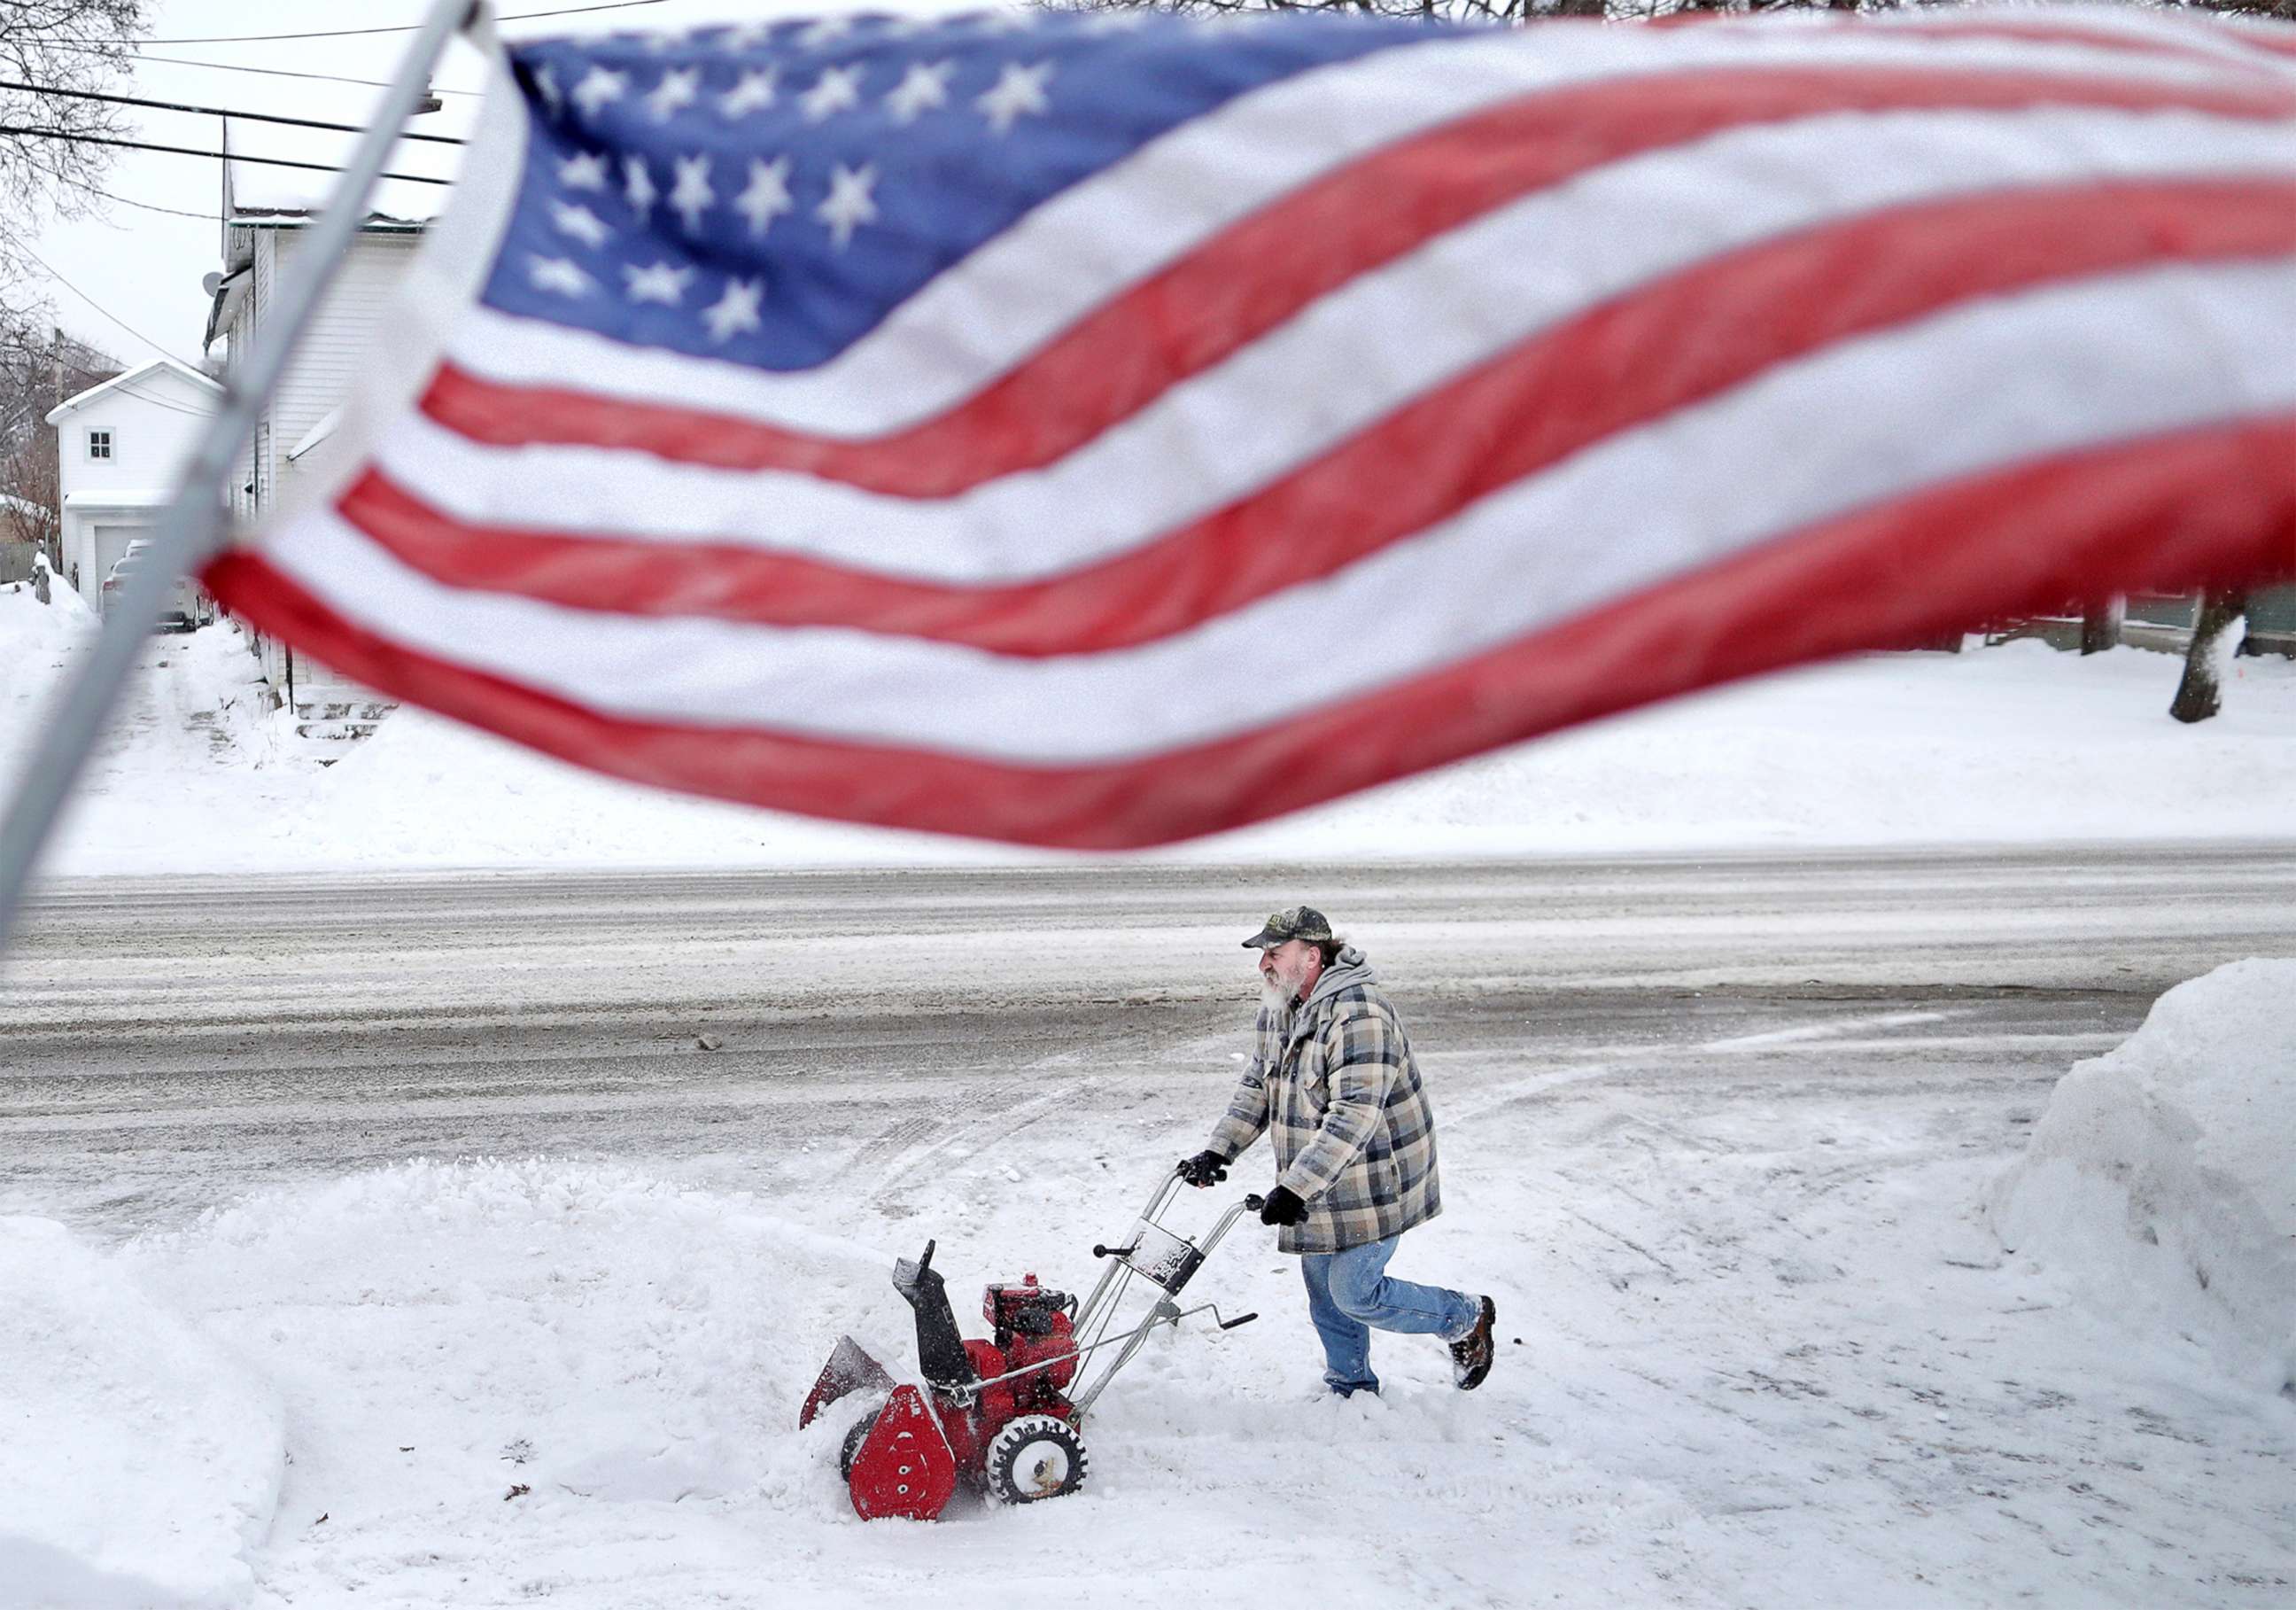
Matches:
[205,4,2296,848]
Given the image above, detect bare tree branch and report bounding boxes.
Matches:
[0,2,147,348]
[0,320,121,573]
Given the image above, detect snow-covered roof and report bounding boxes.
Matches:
[61,490,180,509]
[43,358,222,425]
[220,86,462,248]
[224,173,447,229]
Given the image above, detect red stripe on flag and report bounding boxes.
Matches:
[213,415,2296,850]
[419,67,2296,497]
[350,179,2296,654]
[2172,24,2296,63]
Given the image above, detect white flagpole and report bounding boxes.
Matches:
[0,0,484,960]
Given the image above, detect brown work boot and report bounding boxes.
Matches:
[1449,1296,1496,1390]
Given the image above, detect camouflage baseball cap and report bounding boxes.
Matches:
[1242,905,1333,949]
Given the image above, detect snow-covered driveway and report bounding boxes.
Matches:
[3,852,2292,1606]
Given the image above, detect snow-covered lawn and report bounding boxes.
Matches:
[3,579,2294,877]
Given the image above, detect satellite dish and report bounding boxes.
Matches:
[202,272,223,297]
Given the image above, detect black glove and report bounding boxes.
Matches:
[1176,1150,1229,1188]
[1258,1186,1307,1226]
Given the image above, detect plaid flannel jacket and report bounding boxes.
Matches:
[1206,949,1442,1255]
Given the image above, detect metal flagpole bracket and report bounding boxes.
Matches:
[0,0,485,961]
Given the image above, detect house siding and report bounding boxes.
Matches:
[270,229,420,499]
[221,225,421,699]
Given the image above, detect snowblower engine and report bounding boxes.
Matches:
[800,1243,1089,1519]
[983,1277,1081,1404]
[799,1172,1262,1521]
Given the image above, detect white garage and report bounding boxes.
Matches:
[45,358,223,620]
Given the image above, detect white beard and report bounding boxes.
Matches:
[1259,978,1294,1014]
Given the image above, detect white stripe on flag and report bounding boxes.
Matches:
[268,255,2296,762]
[381,107,2296,579]
[436,25,2261,437]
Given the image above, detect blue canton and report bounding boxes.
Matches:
[485,10,1453,372]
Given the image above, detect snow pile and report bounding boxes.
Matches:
[102,1157,1708,1606]
[1989,958,2296,1396]
[0,568,96,638]
[120,1159,909,1581]
[0,1217,283,1608]
[0,577,95,774]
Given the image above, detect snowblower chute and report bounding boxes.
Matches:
[800,1171,1263,1520]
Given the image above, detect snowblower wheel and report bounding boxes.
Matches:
[983,1415,1089,1505]
[838,1409,880,1482]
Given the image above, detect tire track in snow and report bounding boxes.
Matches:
[1443,1007,1972,1124]
[840,1076,1092,1197]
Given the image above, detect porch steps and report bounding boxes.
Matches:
[292,696,395,752]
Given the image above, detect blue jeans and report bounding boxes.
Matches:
[1299,1233,1479,1396]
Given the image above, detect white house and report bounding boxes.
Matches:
[43,357,224,616]
[204,151,442,718]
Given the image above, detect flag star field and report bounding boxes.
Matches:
[490,11,1423,369]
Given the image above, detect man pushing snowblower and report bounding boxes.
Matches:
[1179,906,1496,1399]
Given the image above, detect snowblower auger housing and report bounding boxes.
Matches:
[800,1171,1260,1521]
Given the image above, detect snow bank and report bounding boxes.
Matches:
[107,1158,1708,1606]
[0,1217,283,1607]
[0,570,96,632]
[1989,958,2296,1396]
[120,1159,910,1558]
[0,574,96,774]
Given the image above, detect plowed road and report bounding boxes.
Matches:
[6,845,2292,1233]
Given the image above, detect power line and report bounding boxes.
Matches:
[129,51,482,96]
[77,377,221,419]
[0,80,467,144]
[10,237,197,369]
[4,129,224,222]
[135,2,667,45]
[24,40,484,97]
[0,125,453,184]
[89,186,221,222]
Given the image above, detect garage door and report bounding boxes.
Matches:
[87,520,204,624]
[89,523,146,618]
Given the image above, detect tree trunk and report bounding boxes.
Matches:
[2079,598,2122,656]
[2168,589,2246,725]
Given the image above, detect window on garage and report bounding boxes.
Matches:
[87,428,113,461]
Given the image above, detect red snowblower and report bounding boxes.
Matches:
[799,1171,1264,1520]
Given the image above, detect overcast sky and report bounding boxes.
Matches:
[23,0,973,371]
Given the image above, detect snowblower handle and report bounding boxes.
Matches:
[1244,1194,1265,1212]
[1091,1240,1138,1260]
